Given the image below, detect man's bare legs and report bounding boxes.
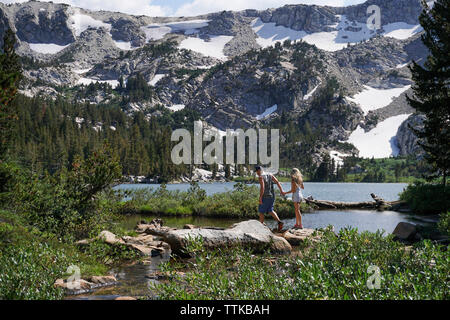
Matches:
[259,213,265,224]
[259,212,282,225]
[269,211,282,224]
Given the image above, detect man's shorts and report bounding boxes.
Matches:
[259,197,275,214]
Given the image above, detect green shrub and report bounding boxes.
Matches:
[8,144,121,241]
[0,211,107,300]
[400,182,450,214]
[79,239,140,266]
[438,212,450,236]
[122,182,308,219]
[0,241,66,299]
[154,228,449,300]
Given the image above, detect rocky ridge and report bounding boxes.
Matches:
[0,0,429,158]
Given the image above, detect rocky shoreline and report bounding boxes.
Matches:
[56,218,447,299]
[56,219,325,297]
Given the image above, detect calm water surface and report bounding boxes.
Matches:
[115,182,408,202]
[115,182,412,233]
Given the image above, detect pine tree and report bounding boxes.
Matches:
[0,29,22,159]
[407,0,450,185]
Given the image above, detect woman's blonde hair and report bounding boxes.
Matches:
[291,168,303,185]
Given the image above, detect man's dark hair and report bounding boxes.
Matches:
[255,166,262,172]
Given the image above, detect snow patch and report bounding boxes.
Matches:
[252,15,422,52]
[302,15,373,51]
[148,74,167,86]
[347,114,412,158]
[69,12,111,37]
[382,22,423,40]
[396,62,409,69]
[113,40,133,51]
[28,43,69,54]
[347,85,411,115]
[178,36,233,60]
[252,15,372,51]
[251,18,307,48]
[141,19,210,42]
[167,104,185,112]
[256,104,278,120]
[330,150,350,167]
[73,67,92,74]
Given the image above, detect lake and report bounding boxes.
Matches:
[115,182,407,202]
[114,182,423,234]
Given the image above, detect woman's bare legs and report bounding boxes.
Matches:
[294,202,303,228]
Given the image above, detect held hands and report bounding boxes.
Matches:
[259,198,263,205]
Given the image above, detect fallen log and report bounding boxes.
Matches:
[305,194,407,211]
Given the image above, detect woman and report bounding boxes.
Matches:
[282,168,305,229]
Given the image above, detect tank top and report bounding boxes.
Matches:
[262,174,275,198]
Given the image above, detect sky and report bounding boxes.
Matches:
[0,0,367,17]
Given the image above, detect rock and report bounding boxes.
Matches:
[115,296,137,301]
[87,275,117,285]
[395,114,425,157]
[98,230,125,245]
[54,278,65,288]
[54,275,119,295]
[282,228,321,246]
[122,234,154,246]
[77,229,171,257]
[414,232,423,241]
[183,224,197,230]
[144,219,292,255]
[392,222,417,240]
[54,278,94,293]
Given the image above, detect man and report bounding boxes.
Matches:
[255,166,284,232]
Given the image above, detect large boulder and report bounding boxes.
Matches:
[392,222,417,240]
[140,220,292,255]
[98,230,125,245]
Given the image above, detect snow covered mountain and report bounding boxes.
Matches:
[0,0,429,160]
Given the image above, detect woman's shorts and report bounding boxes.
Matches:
[259,197,275,214]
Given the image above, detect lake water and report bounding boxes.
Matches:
[115,182,407,202]
[114,182,422,234]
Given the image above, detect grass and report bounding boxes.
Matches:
[119,182,310,219]
[153,228,449,300]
